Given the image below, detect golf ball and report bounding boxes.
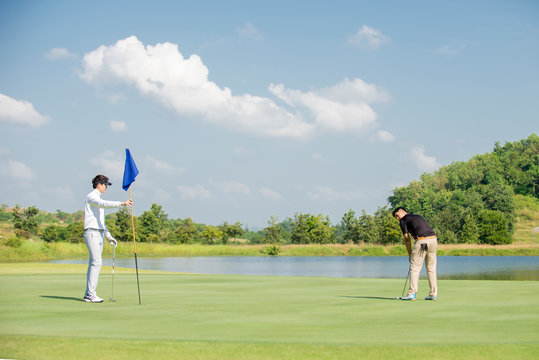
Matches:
[395,296,400,300]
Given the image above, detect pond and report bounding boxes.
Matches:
[50,256,539,280]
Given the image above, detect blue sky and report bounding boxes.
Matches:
[1,0,538,228]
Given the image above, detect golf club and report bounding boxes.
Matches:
[109,244,116,302]
[395,266,411,300]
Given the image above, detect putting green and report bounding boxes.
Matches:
[1,263,538,359]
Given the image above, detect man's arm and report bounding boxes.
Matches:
[87,192,132,208]
[403,233,412,262]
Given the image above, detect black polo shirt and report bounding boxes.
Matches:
[399,214,436,239]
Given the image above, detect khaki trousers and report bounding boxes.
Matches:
[409,237,437,297]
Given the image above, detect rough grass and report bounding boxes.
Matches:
[1,241,539,262]
[513,194,539,244]
[0,263,538,359]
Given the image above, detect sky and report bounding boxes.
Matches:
[1,0,538,229]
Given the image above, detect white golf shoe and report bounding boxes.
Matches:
[84,294,104,303]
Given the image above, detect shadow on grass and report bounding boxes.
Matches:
[339,296,397,301]
[41,295,85,302]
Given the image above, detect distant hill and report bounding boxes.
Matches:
[389,134,538,244]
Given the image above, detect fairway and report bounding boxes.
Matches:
[1,264,538,359]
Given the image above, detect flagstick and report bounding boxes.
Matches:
[130,187,142,305]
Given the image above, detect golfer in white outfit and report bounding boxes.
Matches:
[83,174,132,303]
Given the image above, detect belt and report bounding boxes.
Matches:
[84,228,105,233]
[417,236,436,240]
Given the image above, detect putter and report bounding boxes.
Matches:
[395,266,411,300]
[109,245,116,302]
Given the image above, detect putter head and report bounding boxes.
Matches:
[109,298,116,302]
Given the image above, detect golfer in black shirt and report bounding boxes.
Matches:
[393,207,438,301]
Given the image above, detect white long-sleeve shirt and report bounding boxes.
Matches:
[84,189,123,239]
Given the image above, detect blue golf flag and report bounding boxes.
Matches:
[122,148,139,191]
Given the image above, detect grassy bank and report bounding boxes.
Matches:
[1,240,539,262]
[0,263,538,359]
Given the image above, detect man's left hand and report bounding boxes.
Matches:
[107,235,117,246]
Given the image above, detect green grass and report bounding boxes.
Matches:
[1,263,538,359]
[514,194,539,244]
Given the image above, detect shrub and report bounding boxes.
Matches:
[5,236,22,248]
[261,244,281,256]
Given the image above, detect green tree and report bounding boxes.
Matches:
[339,209,361,244]
[139,204,168,242]
[65,221,84,243]
[12,205,39,238]
[373,206,401,245]
[263,216,283,244]
[290,213,310,244]
[358,210,378,244]
[0,204,11,221]
[41,225,67,242]
[219,221,244,244]
[56,209,69,222]
[200,225,223,245]
[173,217,199,244]
[477,209,512,245]
[114,208,133,242]
[290,213,335,244]
[460,214,480,244]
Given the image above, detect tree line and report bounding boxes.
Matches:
[389,134,538,244]
[2,134,537,246]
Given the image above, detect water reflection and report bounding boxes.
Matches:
[50,256,539,280]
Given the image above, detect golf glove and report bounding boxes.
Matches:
[106,234,117,247]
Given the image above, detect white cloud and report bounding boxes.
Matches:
[144,156,184,175]
[110,120,127,132]
[377,130,395,143]
[210,179,251,195]
[410,146,440,172]
[45,47,76,60]
[1,159,35,180]
[80,36,313,139]
[307,186,362,201]
[260,187,283,201]
[178,184,211,200]
[348,25,390,50]
[237,22,263,40]
[311,153,325,161]
[80,36,390,140]
[0,93,49,127]
[269,78,389,134]
[90,150,123,179]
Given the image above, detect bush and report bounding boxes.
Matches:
[5,236,22,248]
[261,244,281,256]
[478,210,512,244]
[41,225,65,243]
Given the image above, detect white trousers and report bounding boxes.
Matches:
[84,229,104,297]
